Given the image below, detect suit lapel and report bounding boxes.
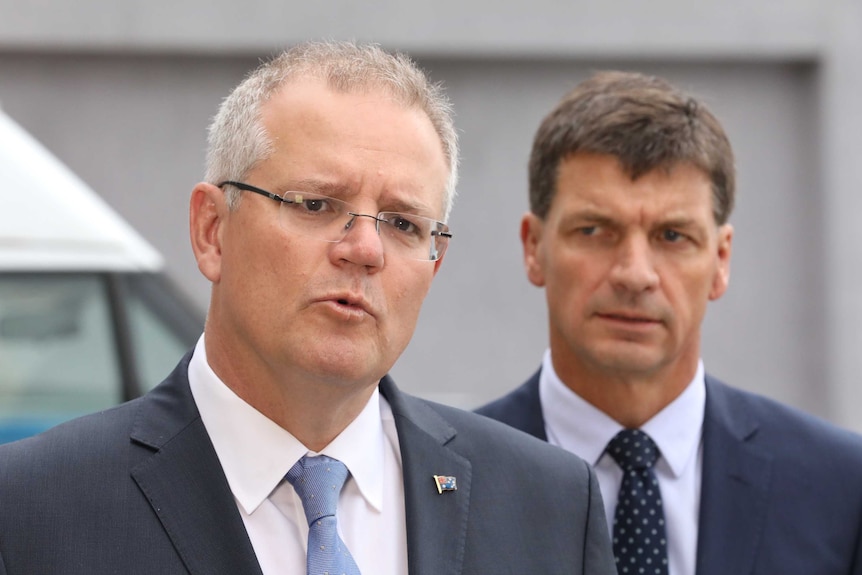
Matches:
[696,377,772,575]
[380,377,471,575]
[129,355,263,575]
[503,370,548,440]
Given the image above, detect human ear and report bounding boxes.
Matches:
[522,212,547,288]
[709,223,733,300]
[189,182,226,283]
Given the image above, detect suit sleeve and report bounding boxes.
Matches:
[581,463,617,575]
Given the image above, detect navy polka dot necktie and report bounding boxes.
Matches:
[606,429,669,575]
[286,455,362,575]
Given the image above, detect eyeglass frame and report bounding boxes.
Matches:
[218,180,453,261]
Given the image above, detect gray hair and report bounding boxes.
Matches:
[206,41,459,221]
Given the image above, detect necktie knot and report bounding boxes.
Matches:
[286,455,350,525]
[606,428,660,471]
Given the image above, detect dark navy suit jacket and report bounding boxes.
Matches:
[0,354,616,574]
[477,370,862,575]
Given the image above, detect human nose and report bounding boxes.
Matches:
[608,234,659,293]
[330,212,385,269]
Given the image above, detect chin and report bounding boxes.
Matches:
[304,346,386,384]
[303,327,408,379]
[588,345,667,375]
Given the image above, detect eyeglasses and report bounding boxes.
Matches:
[219,181,452,261]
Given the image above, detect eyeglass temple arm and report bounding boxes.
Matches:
[219,181,287,204]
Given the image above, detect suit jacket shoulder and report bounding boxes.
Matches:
[0,353,261,575]
[476,369,862,575]
[380,376,615,575]
[474,369,547,440]
[698,375,862,575]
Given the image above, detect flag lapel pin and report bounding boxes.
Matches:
[433,475,457,494]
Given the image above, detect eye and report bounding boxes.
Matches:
[386,214,423,236]
[283,192,339,216]
[661,229,684,242]
[298,196,336,214]
[303,198,328,212]
[577,226,599,236]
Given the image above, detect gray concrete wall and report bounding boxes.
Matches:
[1,0,860,430]
[0,0,825,56]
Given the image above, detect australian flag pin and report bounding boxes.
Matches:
[433,475,457,494]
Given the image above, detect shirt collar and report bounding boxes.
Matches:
[539,349,705,478]
[187,335,386,515]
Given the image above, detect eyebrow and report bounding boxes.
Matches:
[560,210,709,233]
[655,217,707,233]
[559,210,616,228]
[281,179,350,197]
[281,179,437,218]
[381,197,435,216]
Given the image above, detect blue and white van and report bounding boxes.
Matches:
[0,109,203,443]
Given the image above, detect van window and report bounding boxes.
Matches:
[121,273,201,392]
[0,274,120,439]
[0,272,203,443]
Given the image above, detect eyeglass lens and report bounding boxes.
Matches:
[280,191,449,261]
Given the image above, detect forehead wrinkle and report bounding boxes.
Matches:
[273,175,438,217]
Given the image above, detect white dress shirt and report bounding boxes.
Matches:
[187,336,408,575]
[539,349,704,575]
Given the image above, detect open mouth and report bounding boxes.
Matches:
[320,294,373,318]
[335,297,365,310]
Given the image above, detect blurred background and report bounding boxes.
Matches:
[1,0,861,430]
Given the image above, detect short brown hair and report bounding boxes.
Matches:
[529,71,735,224]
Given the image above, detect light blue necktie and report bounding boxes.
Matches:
[286,455,362,575]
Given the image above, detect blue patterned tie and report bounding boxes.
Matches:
[606,429,669,575]
[286,455,362,575]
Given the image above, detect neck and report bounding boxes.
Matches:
[552,354,698,428]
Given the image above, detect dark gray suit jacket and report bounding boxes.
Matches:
[476,370,862,575]
[0,354,615,574]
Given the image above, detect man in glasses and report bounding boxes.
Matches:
[478,70,862,574]
[0,42,615,574]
